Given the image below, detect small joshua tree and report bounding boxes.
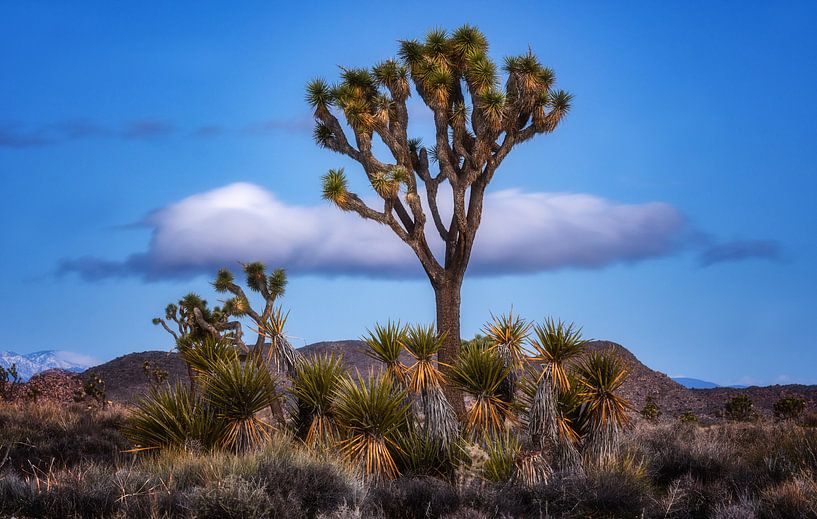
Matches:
[679,411,698,425]
[308,26,572,412]
[142,361,169,387]
[773,396,807,422]
[641,396,662,421]
[84,372,107,408]
[724,394,756,422]
[0,363,20,401]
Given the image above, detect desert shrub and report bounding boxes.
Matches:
[679,411,698,424]
[83,372,108,407]
[711,496,759,519]
[775,397,807,422]
[641,395,661,421]
[187,475,274,519]
[258,457,356,517]
[758,477,817,518]
[365,477,460,519]
[0,465,121,519]
[724,394,756,422]
[0,402,129,473]
[0,363,21,400]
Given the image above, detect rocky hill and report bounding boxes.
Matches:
[84,350,189,402]
[78,340,817,423]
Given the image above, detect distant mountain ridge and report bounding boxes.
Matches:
[673,377,720,389]
[0,350,97,381]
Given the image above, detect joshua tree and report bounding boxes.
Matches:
[308,25,572,411]
[152,293,243,347]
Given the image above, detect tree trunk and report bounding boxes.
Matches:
[435,278,466,417]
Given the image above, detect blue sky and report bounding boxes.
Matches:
[1,1,815,386]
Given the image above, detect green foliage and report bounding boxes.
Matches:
[641,396,662,421]
[83,372,107,407]
[178,335,240,377]
[449,341,514,439]
[143,361,169,387]
[333,371,410,480]
[679,411,699,424]
[203,357,280,451]
[363,320,408,387]
[290,353,345,450]
[483,433,520,483]
[724,394,756,422]
[0,362,20,400]
[306,78,333,109]
[124,382,222,453]
[321,168,350,208]
[528,318,588,392]
[774,396,807,422]
[574,351,630,431]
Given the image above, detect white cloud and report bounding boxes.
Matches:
[60,182,692,280]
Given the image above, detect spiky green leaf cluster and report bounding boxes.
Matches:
[528,318,588,392]
[363,320,408,387]
[291,353,345,430]
[334,371,410,480]
[321,168,350,208]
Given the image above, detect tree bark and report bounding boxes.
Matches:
[435,278,466,416]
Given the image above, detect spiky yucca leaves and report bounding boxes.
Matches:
[528,318,588,393]
[526,319,588,470]
[483,433,520,483]
[575,351,631,466]
[403,325,459,449]
[393,425,463,478]
[404,324,446,393]
[321,168,351,208]
[177,335,239,377]
[254,306,299,376]
[334,371,410,481]
[449,342,515,440]
[123,382,222,453]
[484,311,531,402]
[290,353,345,451]
[202,357,279,452]
[363,320,408,388]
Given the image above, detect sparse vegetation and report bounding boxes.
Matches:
[725,394,757,422]
[3,401,817,518]
[775,396,807,422]
[641,395,661,421]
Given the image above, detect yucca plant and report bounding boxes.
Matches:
[483,433,520,483]
[333,371,410,481]
[482,432,550,486]
[483,311,531,402]
[526,318,588,457]
[403,324,458,448]
[449,342,515,440]
[201,356,280,452]
[254,306,299,377]
[177,335,239,378]
[123,382,222,453]
[574,350,630,466]
[393,425,463,478]
[290,353,345,451]
[362,320,408,388]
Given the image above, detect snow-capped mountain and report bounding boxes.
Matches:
[0,350,99,381]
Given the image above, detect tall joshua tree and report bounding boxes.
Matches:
[307,25,572,411]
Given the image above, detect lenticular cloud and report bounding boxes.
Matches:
[59,182,690,281]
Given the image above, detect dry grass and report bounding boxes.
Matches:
[3,403,817,518]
